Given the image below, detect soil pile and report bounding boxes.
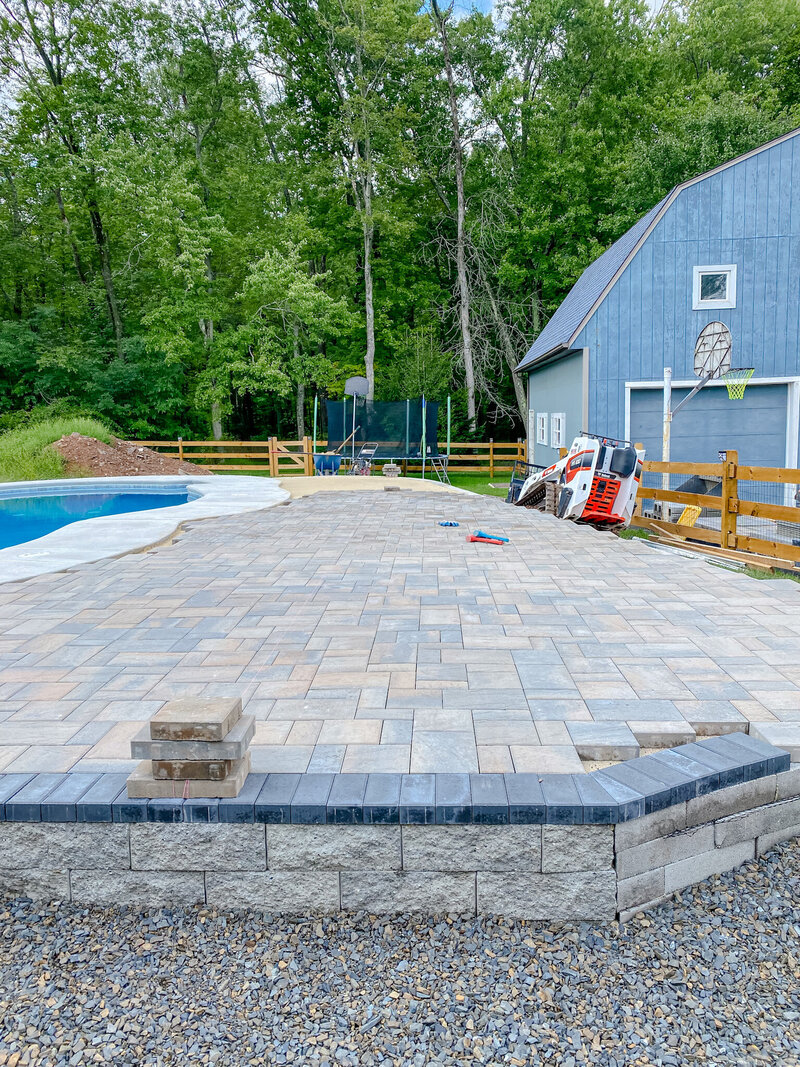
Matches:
[52,434,214,478]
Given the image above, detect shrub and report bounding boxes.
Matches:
[0,417,113,482]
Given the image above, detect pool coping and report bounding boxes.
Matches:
[0,734,789,826]
[0,475,290,583]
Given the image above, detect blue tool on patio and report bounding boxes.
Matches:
[439,521,459,527]
[474,530,509,542]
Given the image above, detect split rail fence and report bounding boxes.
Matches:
[633,450,800,568]
[133,438,526,479]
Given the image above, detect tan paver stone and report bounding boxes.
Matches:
[86,721,146,760]
[4,744,88,773]
[511,745,586,774]
[317,720,383,745]
[477,745,514,772]
[341,744,410,773]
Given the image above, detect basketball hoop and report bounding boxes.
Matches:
[720,367,754,400]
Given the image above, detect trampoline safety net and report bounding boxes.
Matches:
[326,398,440,459]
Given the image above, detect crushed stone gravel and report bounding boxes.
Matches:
[1,841,798,1066]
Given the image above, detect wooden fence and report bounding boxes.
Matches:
[133,438,525,478]
[632,450,800,568]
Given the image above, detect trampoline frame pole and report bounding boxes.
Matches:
[447,395,451,458]
[351,396,357,467]
[312,394,318,457]
[421,395,426,481]
[405,399,410,457]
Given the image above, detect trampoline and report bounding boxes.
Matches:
[318,396,451,482]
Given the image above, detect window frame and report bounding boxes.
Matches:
[536,412,548,445]
[550,412,566,449]
[692,264,737,310]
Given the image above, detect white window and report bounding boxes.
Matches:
[536,412,548,445]
[550,412,566,449]
[693,264,736,310]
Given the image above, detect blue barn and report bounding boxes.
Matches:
[517,128,800,473]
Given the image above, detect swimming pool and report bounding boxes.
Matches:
[0,488,190,549]
[0,475,290,584]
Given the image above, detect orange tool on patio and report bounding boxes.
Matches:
[466,533,505,545]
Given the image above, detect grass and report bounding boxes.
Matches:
[741,565,800,583]
[0,417,113,482]
[403,471,509,497]
[617,527,652,540]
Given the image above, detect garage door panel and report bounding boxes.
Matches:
[630,384,787,467]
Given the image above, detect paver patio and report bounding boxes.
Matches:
[0,489,799,776]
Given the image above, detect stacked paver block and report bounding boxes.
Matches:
[127,698,254,799]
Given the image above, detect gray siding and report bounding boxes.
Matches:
[527,351,584,467]
[574,133,800,440]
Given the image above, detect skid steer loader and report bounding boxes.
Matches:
[512,433,644,530]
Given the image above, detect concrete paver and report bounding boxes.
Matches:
[1,491,799,773]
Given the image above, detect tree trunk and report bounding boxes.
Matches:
[54,187,89,290]
[200,316,222,440]
[296,381,305,439]
[363,183,375,400]
[478,268,527,426]
[432,0,476,432]
[294,322,305,438]
[88,202,124,358]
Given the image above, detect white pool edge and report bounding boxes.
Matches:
[0,475,290,584]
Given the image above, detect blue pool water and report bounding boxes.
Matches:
[0,490,190,550]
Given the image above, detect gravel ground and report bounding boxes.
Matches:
[1,843,799,1067]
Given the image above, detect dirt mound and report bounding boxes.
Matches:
[52,434,214,478]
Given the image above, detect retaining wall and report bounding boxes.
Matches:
[0,737,798,922]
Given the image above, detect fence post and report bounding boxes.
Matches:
[302,436,312,475]
[178,436,183,464]
[518,437,524,462]
[269,436,278,478]
[489,438,495,480]
[722,449,739,550]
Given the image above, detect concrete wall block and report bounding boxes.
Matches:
[0,867,70,901]
[130,824,266,872]
[267,825,401,871]
[401,825,541,873]
[206,871,340,912]
[616,867,666,912]
[477,871,617,921]
[614,804,688,851]
[0,823,130,870]
[70,869,206,906]
[715,797,800,848]
[756,821,800,856]
[341,871,476,914]
[685,777,776,829]
[616,824,714,881]
[663,840,755,896]
[775,766,800,801]
[541,825,613,873]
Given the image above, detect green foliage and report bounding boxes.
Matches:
[0,417,113,482]
[0,0,795,443]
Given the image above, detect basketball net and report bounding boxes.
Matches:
[720,367,754,400]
